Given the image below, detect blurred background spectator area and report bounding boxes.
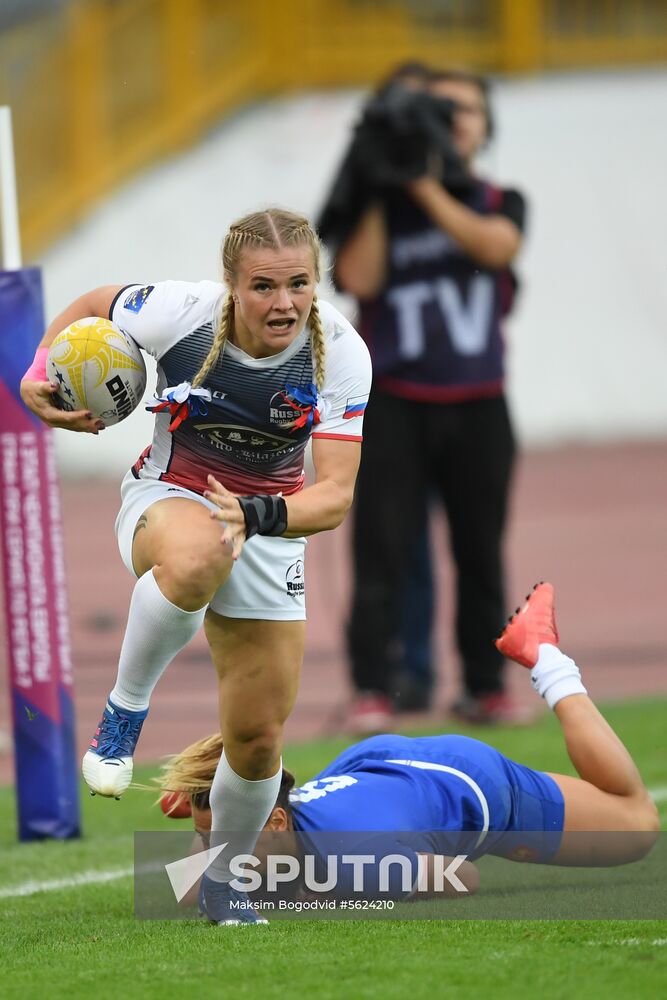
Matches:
[1,0,667,258]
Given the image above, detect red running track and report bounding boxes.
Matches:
[1,441,666,784]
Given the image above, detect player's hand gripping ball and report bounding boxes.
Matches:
[47,317,146,425]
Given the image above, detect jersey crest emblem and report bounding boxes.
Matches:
[269,383,321,431]
[286,559,304,597]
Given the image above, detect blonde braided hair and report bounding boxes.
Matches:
[192,208,325,390]
[308,296,326,392]
[192,293,234,388]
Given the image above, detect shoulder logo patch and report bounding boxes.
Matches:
[124,285,155,313]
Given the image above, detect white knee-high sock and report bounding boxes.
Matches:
[530,643,587,710]
[207,750,282,883]
[109,569,206,712]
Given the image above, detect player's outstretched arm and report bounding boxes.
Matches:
[20,284,123,433]
[497,583,660,866]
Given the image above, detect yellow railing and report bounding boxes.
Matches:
[1,0,665,258]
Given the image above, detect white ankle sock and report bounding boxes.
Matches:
[207,750,282,883]
[109,569,206,712]
[530,643,587,710]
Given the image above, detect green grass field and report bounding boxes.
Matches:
[1,699,665,1000]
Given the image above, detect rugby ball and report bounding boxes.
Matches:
[160,790,192,819]
[47,317,147,426]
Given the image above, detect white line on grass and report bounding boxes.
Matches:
[1,785,666,900]
[585,938,667,947]
[0,866,132,899]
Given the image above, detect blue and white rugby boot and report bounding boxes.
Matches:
[199,873,268,926]
[81,699,148,798]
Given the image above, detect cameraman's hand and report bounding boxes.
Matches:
[405,175,442,199]
[404,145,449,202]
[405,178,522,270]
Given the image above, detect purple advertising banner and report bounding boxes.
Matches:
[0,267,80,839]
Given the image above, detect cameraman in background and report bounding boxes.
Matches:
[318,66,528,731]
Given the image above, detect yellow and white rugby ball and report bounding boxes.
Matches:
[47,317,147,426]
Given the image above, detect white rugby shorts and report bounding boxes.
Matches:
[115,471,306,620]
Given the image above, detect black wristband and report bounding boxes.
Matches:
[237,494,288,539]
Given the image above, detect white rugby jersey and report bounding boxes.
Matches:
[110,281,372,496]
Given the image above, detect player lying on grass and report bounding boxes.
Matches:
[157,583,659,922]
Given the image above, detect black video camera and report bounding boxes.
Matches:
[351,81,469,189]
[317,81,471,253]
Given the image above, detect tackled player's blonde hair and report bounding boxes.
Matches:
[154,732,296,815]
[156,733,224,802]
[192,208,325,391]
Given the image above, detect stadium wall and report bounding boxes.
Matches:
[1,0,666,257]
[38,69,667,474]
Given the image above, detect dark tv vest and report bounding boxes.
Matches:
[359,181,516,403]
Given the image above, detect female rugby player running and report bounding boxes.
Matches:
[20,208,371,926]
[159,584,659,921]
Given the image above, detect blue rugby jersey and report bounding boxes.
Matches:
[290,733,515,835]
[288,733,564,897]
[289,734,519,895]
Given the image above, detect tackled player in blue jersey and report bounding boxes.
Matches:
[159,584,659,918]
